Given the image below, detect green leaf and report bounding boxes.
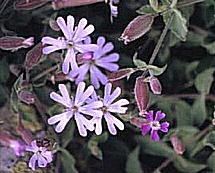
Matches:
[59,148,78,173]
[173,155,206,173]
[191,94,207,126]
[133,53,147,68]
[202,41,215,55]
[136,136,175,157]
[163,9,188,41]
[204,131,215,150]
[194,68,215,94]
[174,101,192,126]
[147,64,167,76]
[126,146,142,173]
[149,0,159,11]
[207,152,215,171]
[136,5,157,15]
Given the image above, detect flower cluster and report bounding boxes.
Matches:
[48,82,129,136]
[42,16,119,89]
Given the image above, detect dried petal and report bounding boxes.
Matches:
[25,43,43,70]
[120,14,155,44]
[0,36,34,51]
[108,68,134,82]
[52,0,104,10]
[14,0,48,10]
[18,90,36,105]
[170,134,185,155]
[149,76,162,95]
[134,76,149,114]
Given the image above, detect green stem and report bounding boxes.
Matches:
[149,14,173,64]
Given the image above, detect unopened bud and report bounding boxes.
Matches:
[130,117,147,128]
[25,43,43,70]
[18,90,35,105]
[0,36,34,51]
[149,76,162,95]
[120,14,155,44]
[170,135,185,155]
[108,68,134,82]
[134,76,149,114]
[14,0,48,10]
[52,0,104,10]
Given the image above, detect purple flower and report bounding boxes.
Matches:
[89,83,129,135]
[26,140,53,171]
[69,36,119,89]
[141,111,169,141]
[48,82,103,136]
[42,15,97,74]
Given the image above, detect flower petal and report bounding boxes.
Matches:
[108,99,129,114]
[42,45,61,54]
[58,84,71,104]
[41,151,53,163]
[151,130,160,141]
[29,154,37,170]
[57,17,70,40]
[75,43,98,53]
[155,111,166,121]
[67,15,75,40]
[96,61,119,72]
[146,111,154,122]
[50,92,70,108]
[38,155,48,168]
[141,124,151,136]
[160,122,169,133]
[75,82,85,105]
[74,113,88,137]
[93,117,103,135]
[105,86,121,106]
[97,53,119,62]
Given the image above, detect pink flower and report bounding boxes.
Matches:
[26,140,53,170]
[141,111,169,141]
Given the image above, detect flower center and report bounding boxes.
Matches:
[67,41,74,48]
[82,52,94,60]
[101,106,108,114]
[150,121,161,130]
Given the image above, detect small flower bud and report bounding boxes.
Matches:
[24,43,43,70]
[120,14,155,44]
[0,36,34,51]
[134,76,149,114]
[108,68,134,82]
[149,76,162,95]
[14,0,48,10]
[170,134,185,155]
[18,90,36,105]
[49,72,69,84]
[130,117,147,128]
[52,0,104,10]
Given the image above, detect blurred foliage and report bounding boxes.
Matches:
[0,0,215,173]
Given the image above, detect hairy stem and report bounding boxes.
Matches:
[149,15,173,64]
[31,64,59,82]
